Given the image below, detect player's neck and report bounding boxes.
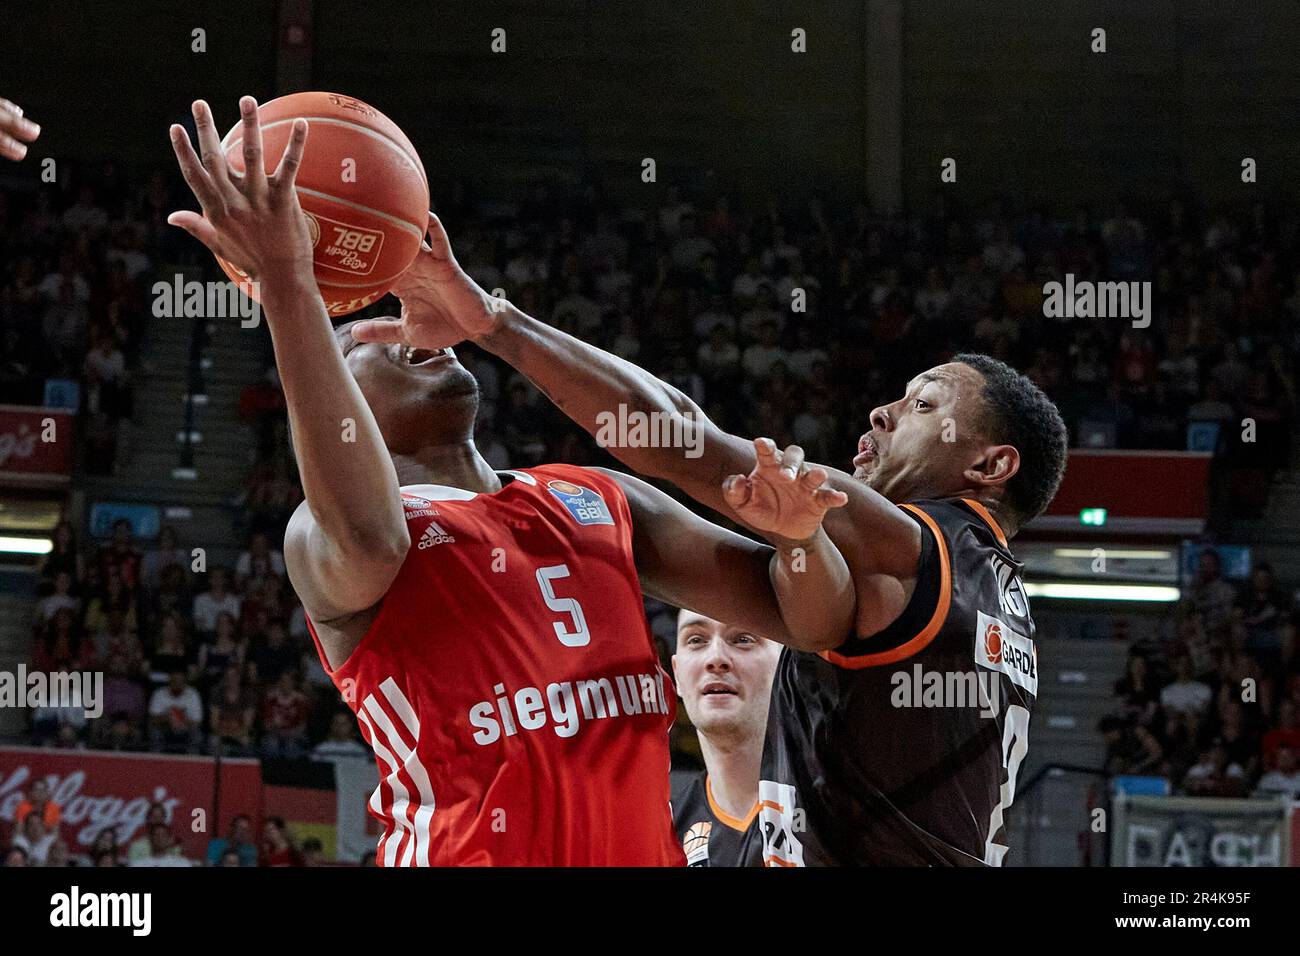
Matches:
[699,729,763,819]
[391,441,502,495]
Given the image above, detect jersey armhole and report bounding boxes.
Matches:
[818,503,952,669]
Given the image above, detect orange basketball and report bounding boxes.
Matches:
[219,91,428,316]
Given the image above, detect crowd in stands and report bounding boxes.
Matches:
[25,515,359,761]
[1103,549,1300,801]
[0,163,183,474]
[1,779,331,867]
[417,185,1297,525]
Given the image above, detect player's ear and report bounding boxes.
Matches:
[963,444,1019,490]
[670,654,679,683]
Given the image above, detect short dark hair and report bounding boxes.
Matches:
[953,353,1068,524]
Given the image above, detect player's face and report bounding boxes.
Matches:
[672,611,781,738]
[334,322,480,452]
[853,362,989,503]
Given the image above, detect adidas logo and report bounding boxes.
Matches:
[417,520,456,549]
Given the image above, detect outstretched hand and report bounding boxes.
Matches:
[722,438,849,544]
[166,97,315,285]
[0,97,40,160]
[349,212,503,350]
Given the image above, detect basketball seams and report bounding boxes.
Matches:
[222,115,428,193]
[294,185,426,240]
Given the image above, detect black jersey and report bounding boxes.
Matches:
[756,497,1037,867]
[671,772,765,866]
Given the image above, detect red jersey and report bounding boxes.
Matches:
[307,464,684,867]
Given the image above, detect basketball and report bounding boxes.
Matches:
[219,91,428,316]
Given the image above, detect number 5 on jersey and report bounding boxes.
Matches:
[535,564,590,647]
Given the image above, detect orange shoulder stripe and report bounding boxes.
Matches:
[960,497,1008,548]
[818,503,952,670]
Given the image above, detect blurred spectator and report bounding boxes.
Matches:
[261,671,310,759]
[147,671,203,753]
[208,665,257,756]
[1253,744,1300,799]
[192,567,241,639]
[1184,740,1249,797]
[301,836,324,867]
[312,711,368,760]
[128,822,191,867]
[12,813,57,865]
[205,815,258,867]
[125,803,168,862]
[1159,655,1212,717]
[259,817,302,867]
[140,525,189,591]
[14,779,61,829]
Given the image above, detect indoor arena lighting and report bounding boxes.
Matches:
[1024,582,1181,602]
[1051,548,1173,560]
[0,536,53,555]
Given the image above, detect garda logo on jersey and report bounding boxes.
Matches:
[975,610,1037,695]
[547,479,614,526]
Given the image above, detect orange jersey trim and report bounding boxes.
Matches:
[960,497,1009,548]
[818,503,952,670]
[705,776,760,833]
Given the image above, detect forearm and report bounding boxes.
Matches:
[479,305,745,503]
[260,274,406,552]
[768,526,856,652]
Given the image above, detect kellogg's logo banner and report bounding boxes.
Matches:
[0,405,73,486]
[0,746,262,859]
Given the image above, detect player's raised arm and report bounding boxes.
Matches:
[166,98,409,638]
[598,442,854,653]
[352,213,922,638]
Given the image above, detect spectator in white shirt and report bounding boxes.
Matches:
[83,332,126,385]
[11,814,57,866]
[192,567,241,637]
[35,570,78,623]
[129,823,193,867]
[148,672,203,753]
[312,712,370,761]
[741,320,788,380]
[1160,655,1213,716]
[731,255,770,304]
[1254,745,1300,800]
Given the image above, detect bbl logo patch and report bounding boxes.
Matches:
[547,479,614,526]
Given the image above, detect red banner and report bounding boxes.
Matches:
[0,405,73,486]
[1047,450,1210,520]
[0,746,262,860]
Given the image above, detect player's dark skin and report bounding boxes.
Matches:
[164,95,857,669]
[355,217,1025,648]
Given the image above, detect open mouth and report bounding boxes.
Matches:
[403,346,447,366]
[700,682,738,698]
[853,433,878,467]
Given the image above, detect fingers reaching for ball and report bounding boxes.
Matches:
[0,98,40,161]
